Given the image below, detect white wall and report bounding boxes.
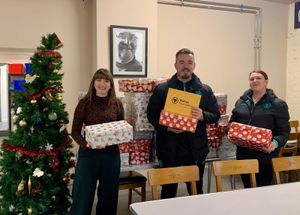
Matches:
[0,65,8,122]
[0,0,89,128]
[286,3,300,120]
[157,0,289,113]
[96,0,158,97]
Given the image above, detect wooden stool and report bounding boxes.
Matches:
[119,171,147,207]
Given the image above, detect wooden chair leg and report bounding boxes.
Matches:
[141,184,146,201]
[128,188,133,208]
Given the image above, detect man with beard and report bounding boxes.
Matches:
[116,32,142,72]
[147,48,220,198]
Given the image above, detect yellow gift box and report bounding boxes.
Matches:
[164,88,201,117]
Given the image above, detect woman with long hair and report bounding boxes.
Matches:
[70,68,124,215]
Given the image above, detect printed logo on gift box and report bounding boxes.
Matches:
[164,88,201,118]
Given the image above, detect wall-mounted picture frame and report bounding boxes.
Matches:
[110,25,148,77]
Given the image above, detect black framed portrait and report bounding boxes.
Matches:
[110,25,148,77]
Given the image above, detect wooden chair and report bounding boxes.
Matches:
[119,171,147,207]
[212,159,259,192]
[147,165,199,200]
[272,156,300,184]
[279,120,299,157]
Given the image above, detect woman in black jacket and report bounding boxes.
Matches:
[230,70,290,187]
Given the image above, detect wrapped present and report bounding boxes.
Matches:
[218,136,236,159]
[120,153,130,167]
[214,93,227,115]
[206,115,229,148]
[218,114,229,136]
[206,123,220,148]
[85,120,133,149]
[118,79,156,92]
[133,131,153,140]
[227,122,272,152]
[124,93,154,131]
[118,142,132,153]
[207,147,218,159]
[159,110,198,133]
[129,140,151,165]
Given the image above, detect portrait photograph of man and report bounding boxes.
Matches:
[110,26,147,77]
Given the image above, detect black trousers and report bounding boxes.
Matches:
[159,132,205,199]
[70,146,120,215]
[160,160,205,199]
[237,150,273,188]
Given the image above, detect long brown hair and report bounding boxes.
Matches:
[83,68,118,105]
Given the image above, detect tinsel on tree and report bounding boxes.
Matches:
[0,33,75,215]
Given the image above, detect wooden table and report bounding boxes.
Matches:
[130,182,300,215]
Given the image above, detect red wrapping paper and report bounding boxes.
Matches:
[159,110,198,133]
[227,122,272,152]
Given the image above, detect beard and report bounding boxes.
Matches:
[179,69,192,80]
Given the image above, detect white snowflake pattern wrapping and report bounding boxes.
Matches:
[124,93,154,131]
[85,120,133,149]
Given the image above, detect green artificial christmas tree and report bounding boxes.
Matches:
[0,33,75,215]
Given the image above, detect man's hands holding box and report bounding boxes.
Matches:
[159,88,201,133]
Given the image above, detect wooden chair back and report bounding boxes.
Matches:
[212,159,259,192]
[278,132,300,157]
[147,165,199,200]
[289,120,299,132]
[272,156,300,184]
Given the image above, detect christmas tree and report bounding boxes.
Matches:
[0,33,75,215]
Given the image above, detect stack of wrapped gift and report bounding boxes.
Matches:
[119,132,153,166]
[227,122,272,152]
[85,120,133,149]
[214,93,227,115]
[207,93,229,158]
[206,114,229,158]
[159,88,201,133]
[129,139,151,165]
[206,123,220,149]
[118,78,168,167]
[124,92,154,131]
[218,135,236,159]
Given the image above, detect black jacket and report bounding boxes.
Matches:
[230,89,290,159]
[147,73,220,163]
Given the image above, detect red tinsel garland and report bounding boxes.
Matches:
[1,139,70,171]
[37,50,62,58]
[28,85,63,101]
